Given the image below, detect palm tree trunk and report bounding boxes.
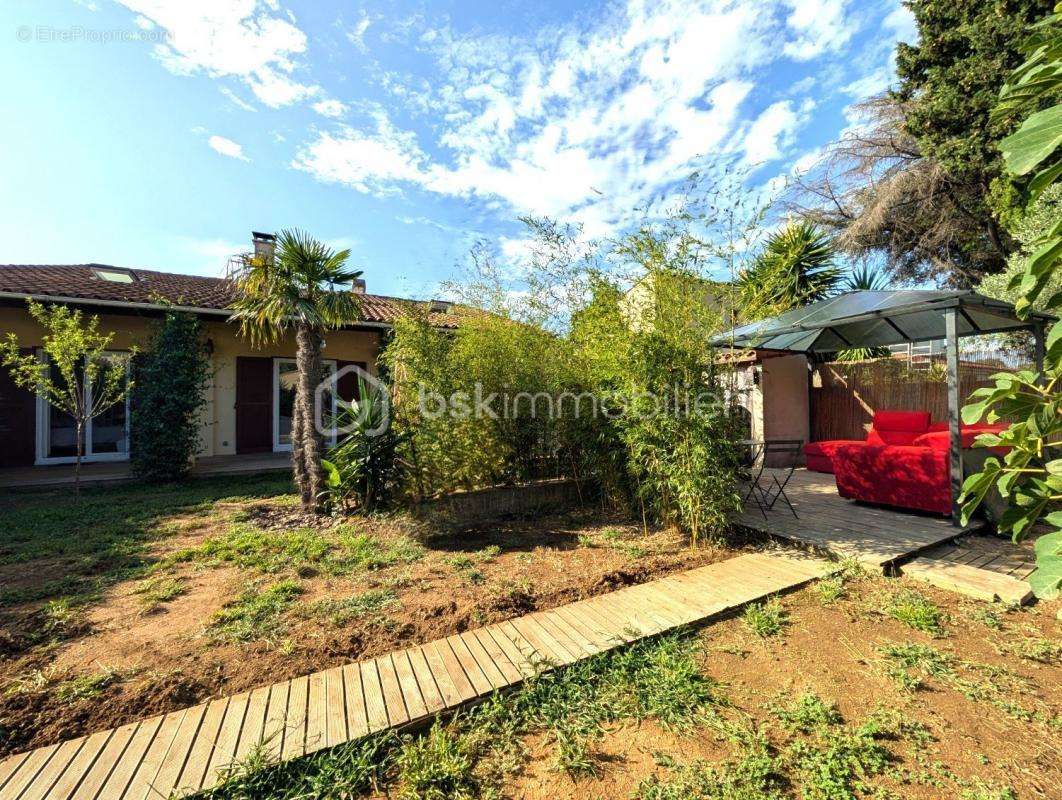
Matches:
[295,324,325,512]
[290,377,309,506]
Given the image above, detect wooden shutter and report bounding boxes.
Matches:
[336,360,368,405]
[0,348,38,467]
[235,356,273,454]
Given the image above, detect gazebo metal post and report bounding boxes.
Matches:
[945,309,963,525]
[1033,322,1045,378]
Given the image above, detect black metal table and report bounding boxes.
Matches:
[738,439,803,519]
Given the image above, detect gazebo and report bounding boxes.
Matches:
[712,290,1055,524]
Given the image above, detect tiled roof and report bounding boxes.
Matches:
[0,264,461,328]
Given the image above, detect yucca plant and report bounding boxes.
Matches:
[740,221,843,318]
[835,264,892,361]
[229,229,362,512]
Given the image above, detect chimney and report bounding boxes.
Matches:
[351,278,367,294]
[252,231,276,263]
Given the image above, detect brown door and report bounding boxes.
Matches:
[235,356,273,454]
[0,347,37,467]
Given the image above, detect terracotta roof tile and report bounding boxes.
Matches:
[0,264,461,329]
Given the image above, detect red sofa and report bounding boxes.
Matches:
[832,420,1007,516]
[804,410,931,474]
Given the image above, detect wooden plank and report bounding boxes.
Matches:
[375,655,411,728]
[42,729,112,800]
[391,650,429,722]
[528,613,591,660]
[172,698,227,796]
[493,621,548,672]
[142,704,207,800]
[407,647,447,713]
[261,681,290,761]
[341,664,368,739]
[509,615,575,665]
[0,753,31,795]
[282,677,309,760]
[70,723,140,800]
[481,624,539,678]
[469,628,522,685]
[122,709,186,800]
[3,743,61,800]
[444,635,492,695]
[419,641,468,707]
[457,631,508,690]
[902,558,1034,605]
[550,605,611,653]
[204,691,250,787]
[304,671,329,754]
[16,737,85,800]
[324,667,348,748]
[234,685,271,762]
[93,716,164,800]
[359,660,390,733]
[538,609,601,657]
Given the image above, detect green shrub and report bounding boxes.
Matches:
[129,311,210,482]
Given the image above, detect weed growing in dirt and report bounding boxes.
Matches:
[743,599,787,638]
[786,716,894,800]
[961,779,1018,800]
[993,634,1061,664]
[816,560,866,605]
[209,581,303,643]
[771,693,842,733]
[396,723,478,799]
[53,667,124,703]
[636,745,784,799]
[133,575,186,613]
[887,590,946,637]
[166,524,424,578]
[299,589,399,627]
[964,605,1004,630]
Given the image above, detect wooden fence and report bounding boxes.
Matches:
[810,353,1027,442]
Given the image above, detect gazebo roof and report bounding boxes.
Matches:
[712,290,1055,353]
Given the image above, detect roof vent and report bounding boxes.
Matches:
[92,267,136,284]
[429,299,453,314]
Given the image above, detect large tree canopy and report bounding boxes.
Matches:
[791,0,1052,287]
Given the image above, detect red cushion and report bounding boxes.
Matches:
[865,410,931,445]
[913,424,1009,451]
[803,440,865,473]
[833,443,950,515]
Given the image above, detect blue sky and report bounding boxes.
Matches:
[0,0,916,300]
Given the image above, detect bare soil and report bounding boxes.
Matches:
[0,494,748,756]
[501,576,1062,800]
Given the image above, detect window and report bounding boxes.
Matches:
[92,268,136,284]
[36,351,131,464]
[273,358,338,452]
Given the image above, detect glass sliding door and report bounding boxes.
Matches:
[37,352,130,464]
[273,358,337,452]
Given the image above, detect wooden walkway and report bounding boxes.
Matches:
[736,469,979,569]
[0,551,833,800]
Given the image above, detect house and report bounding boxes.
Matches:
[0,232,459,473]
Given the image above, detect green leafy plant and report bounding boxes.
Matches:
[129,310,211,482]
[743,598,787,638]
[229,229,363,513]
[961,7,1062,600]
[887,590,947,637]
[321,378,407,512]
[739,221,843,319]
[0,300,133,496]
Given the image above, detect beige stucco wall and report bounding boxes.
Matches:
[761,354,809,451]
[0,306,383,459]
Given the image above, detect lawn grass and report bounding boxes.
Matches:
[0,474,294,609]
[886,590,947,637]
[742,598,787,638]
[209,580,304,644]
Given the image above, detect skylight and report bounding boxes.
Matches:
[93,268,135,284]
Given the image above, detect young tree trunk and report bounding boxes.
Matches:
[74,418,83,499]
[295,324,325,512]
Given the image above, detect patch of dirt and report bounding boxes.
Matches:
[0,502,748,756]
[501,576,1062,800]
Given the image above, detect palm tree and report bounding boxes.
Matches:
[229,229,362,512]
[740,221,843,318]
[843,263,890,292]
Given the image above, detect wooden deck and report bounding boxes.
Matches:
[735,469,980,569]
[0,550,834,800]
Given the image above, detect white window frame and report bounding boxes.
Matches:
[35,350,132,465]
[272,358,338,453]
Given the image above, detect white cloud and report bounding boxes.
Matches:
[312,99,348,118]
[743,101,800,164]
[208,134,250,161]
[883,1,918,44]
[782,0,855,61]
[115,0,319,107]
[178,237,246,276]
[220,86,257,111]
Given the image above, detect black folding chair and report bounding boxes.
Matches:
[739,439,802,519]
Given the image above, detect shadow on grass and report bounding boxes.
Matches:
[0,473,295,612]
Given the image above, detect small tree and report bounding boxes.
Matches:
[0,300,133,496]
[130,311,211,482]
